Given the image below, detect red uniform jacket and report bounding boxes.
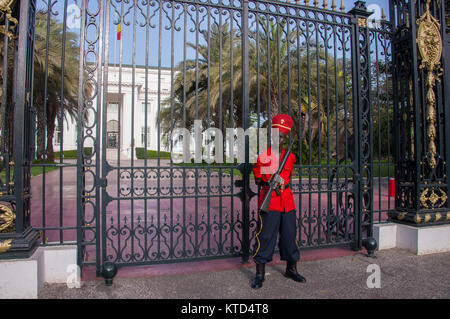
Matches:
[253,147,296,213]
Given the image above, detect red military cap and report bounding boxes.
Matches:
[272,114,293,135]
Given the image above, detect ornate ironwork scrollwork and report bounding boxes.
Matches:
[419,187,447,209]
[416,0,443,170]
[0,203,15,232]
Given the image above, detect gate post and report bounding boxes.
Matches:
[349,1,374,251]
[389,0,450,226]
[76,0,104,276]
[240,0,251,263]
[0,0,39,259]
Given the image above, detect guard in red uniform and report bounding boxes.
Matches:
[251,114,306,289]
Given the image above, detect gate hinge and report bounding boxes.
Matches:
[97,178,108,188]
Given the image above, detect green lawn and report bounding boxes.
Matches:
[30,161,61,176]
[54,147,92,159]
[0,160,61,181]
[135,148,172,159]
[173,159,395,179]
[0,158,394,180]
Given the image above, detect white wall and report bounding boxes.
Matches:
[374,223,450,255]
[0,245,78,299]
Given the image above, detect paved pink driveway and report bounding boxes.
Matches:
[30,160,393,266]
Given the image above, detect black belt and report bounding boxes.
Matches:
[261,183,289,191]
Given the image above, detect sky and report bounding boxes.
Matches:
[37,0,391,67]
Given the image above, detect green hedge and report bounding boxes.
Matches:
[135,148,171,159]
[54,147,93,159]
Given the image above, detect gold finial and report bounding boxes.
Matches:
[331,0,336,11]
[314,0,319,7]
[340,0,345,12]
[381,8,386,20]
[305,0,310,6]
[323,0,328,9]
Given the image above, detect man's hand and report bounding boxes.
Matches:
[255,178,284,188]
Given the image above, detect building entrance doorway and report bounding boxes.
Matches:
[106,102,119,149]
[106,120,119,149]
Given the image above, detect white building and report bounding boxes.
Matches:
[54,65,173,160]
[53,64,251,163]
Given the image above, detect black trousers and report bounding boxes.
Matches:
[253,210,300,264]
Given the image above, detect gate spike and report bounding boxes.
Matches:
[331,0,336,11]
[304,0,309,6]
[381,8,386,21]
[314,0,319,7]
[340,0,345,12]
[323,0,328,9]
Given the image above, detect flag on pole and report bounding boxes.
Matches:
[116,18,121,40]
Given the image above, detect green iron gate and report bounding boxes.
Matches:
[4,0,450,282]
[74,0,393,276]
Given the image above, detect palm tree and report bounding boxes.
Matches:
[161,17,350,163]
[160,23,242,149]
[33,10,84,162]
[294,49,352,163]
[249,17,294,121]
[249,18,350,162]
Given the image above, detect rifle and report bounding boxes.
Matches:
[259,138,295,213]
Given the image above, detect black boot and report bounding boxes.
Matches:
[284,262,306,283]
[251,263,265,289]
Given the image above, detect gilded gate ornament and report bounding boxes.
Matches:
[416,0,443,170]
[358,17,367,27]
[420,188,447,209]
[0,0,17,102]
[0,238,12,253]
[0,0,18,41]
[0,204,15,232]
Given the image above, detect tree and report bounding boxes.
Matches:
[160,23,242,150]
[249,18,350,163]
[33,10,85,162]
[161,16,350,164]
